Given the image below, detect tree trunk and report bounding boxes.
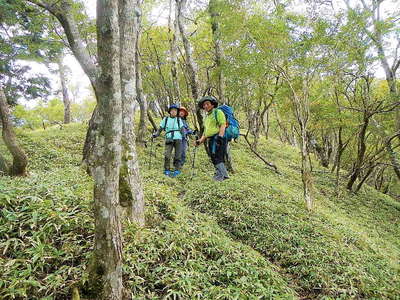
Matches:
[0,87,28,176]
[118,0,145,226]
[355,164,375,193]
[261,103,270,140]
[347,117,369,191]
[209,0,225,103]
[82,106,100,173]
[175,0,204,132]
[168,0,181,102]
[57,54,71,124]
[147,109,158,131]
[135,1,148,145]
[0,152,10,175]
[88,1,123,298]
[386,141,400,180]
[300,122,313,210]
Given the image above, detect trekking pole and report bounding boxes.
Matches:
[191,135,200,179]
[148,132,155,169]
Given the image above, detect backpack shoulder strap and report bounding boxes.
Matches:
[214,109,223,126]
[162,117,169,130]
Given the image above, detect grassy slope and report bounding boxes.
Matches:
[0,123,399,299]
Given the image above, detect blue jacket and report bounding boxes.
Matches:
[181,119,194,140]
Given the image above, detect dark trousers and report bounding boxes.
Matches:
[164,139,182,171]
[181,139,188,165]
[208,136,227,166]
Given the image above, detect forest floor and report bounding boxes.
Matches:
[1,123,399,299]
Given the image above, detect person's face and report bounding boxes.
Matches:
[202,101,214,112]
[179,110,186,118]
[170,108,178,117]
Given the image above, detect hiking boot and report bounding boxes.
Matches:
[170,170,181,178]
[164,170,171,176]
[213,163,229,181]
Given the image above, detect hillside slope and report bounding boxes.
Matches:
[0,124,399,299]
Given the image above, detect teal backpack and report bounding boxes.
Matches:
[214,105,240,141]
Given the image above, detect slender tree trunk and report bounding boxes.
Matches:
[300,122,313,210]
[89,1,123,298]
[57,54,71,124]
[150,39,174,103]
[135,0,148,145]
[0,87,28,176]
[168,0,181,102]
[386,141,400,180]
[176,0,204,131]
[368,5,400,179]
[347,117,369,191]
[261,102,270,139]
[209,0,225,103]
[118,0,145,226]
[147,109,158,131]
[135,57,148,144]
[355,164,375,193]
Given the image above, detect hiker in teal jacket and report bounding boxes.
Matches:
[153,104,184,177]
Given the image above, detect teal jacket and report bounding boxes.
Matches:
[159,117,184,140]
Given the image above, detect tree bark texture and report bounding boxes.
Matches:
[135,0,148,145]
[209,0,225,103]
[57,55,72,124]
[175,0,204,131]
[118,0,145,226]
[169,0,182,102]
[89,1,123,298]
[347,117,369,191]
[0,87,28,176]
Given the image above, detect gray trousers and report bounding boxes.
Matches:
[164,139,183,171]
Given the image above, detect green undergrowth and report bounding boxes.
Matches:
[183,138,400,299]
[1,123,399,299]
[1,124,296,299]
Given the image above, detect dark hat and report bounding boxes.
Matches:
[198,96,218,109]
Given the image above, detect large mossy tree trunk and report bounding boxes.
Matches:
[89,0,123,298]
[28,0,146,297]
[118,0,145,226]
[0,87,28,177]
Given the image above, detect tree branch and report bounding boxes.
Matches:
[240,134,280,174]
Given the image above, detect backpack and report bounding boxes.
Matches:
[214,105,240,141]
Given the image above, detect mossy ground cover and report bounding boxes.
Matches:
[0,123,399,299]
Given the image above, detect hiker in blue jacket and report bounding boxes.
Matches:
[152,104,184,177]
[178,106,195,166]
